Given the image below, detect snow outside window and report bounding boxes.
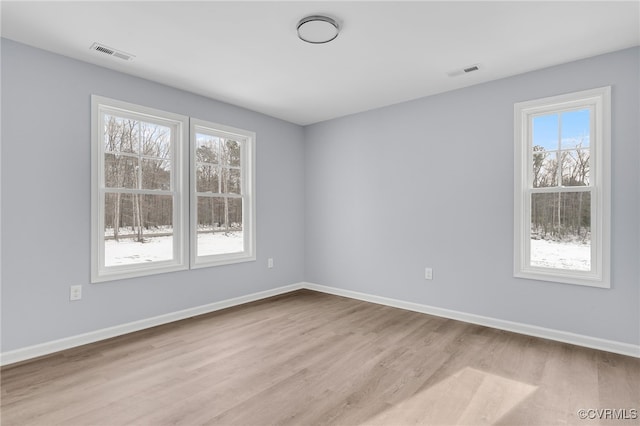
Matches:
[190,119,256,268]
[514,87,610,288]
[91,96,189,282]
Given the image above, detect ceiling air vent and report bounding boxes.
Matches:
[90,43,135,61]
[447,63,481,77]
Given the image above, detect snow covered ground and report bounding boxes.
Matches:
[105,235,173,266]
[105,231,589,272]
[105,232,243,266]
[530,238,590,271]
[197,232,243,256]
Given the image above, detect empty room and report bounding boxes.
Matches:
[1,1,639,425]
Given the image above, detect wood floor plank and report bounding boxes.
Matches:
[1,289,638,426]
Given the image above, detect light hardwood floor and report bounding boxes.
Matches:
[1,290,638,425]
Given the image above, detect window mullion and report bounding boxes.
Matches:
[556,112,562,187]
[102,187,174,196]
[530,186,592,194]
[137,120,142,190]
[196,192,242,199]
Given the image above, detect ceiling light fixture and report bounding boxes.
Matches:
[297,15,340,44]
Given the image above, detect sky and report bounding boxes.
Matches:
[533,108,590,151]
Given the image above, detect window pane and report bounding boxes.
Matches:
[196,196,243,256]
[222,139,241,167]
[197,196,224,231]
[103,115,138,154]
[561,149,590,186]
[196,134,220,164]
[196,164,219,193]
[222,168,241,194]
[141,158,171,190]
[532,114,559,151]
[104,193,174,266]
[140,122,171,158]
[561,109,590,149]
[227,197,243,230]
[105,154,138,188]
[530,192,591,271]
[532,149,557,188]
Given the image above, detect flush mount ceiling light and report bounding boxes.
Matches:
[297,15,340,44]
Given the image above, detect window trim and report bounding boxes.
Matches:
[91,95,189,283]
[513,87,611,288]
[189,118,256,268]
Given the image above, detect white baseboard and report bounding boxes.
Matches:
[0,283,304,366]
[302,282,640,358]
[2,281,637,366]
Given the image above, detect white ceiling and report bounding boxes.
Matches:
[2,1,639,125]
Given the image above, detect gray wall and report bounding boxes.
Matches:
[304,47,639,345]
[2,39,638,353]
[1,39,306,352]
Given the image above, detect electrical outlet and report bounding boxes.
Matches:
[268,258,274,268]
[70,285,82,301]
[425,268,433,280]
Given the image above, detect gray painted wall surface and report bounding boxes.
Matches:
[2,39,638,353]
[304,47,639,345]
[1,39,305,352]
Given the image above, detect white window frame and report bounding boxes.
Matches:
[190,118,256,268]
[91,96,189,282]
[514,87,611,288]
